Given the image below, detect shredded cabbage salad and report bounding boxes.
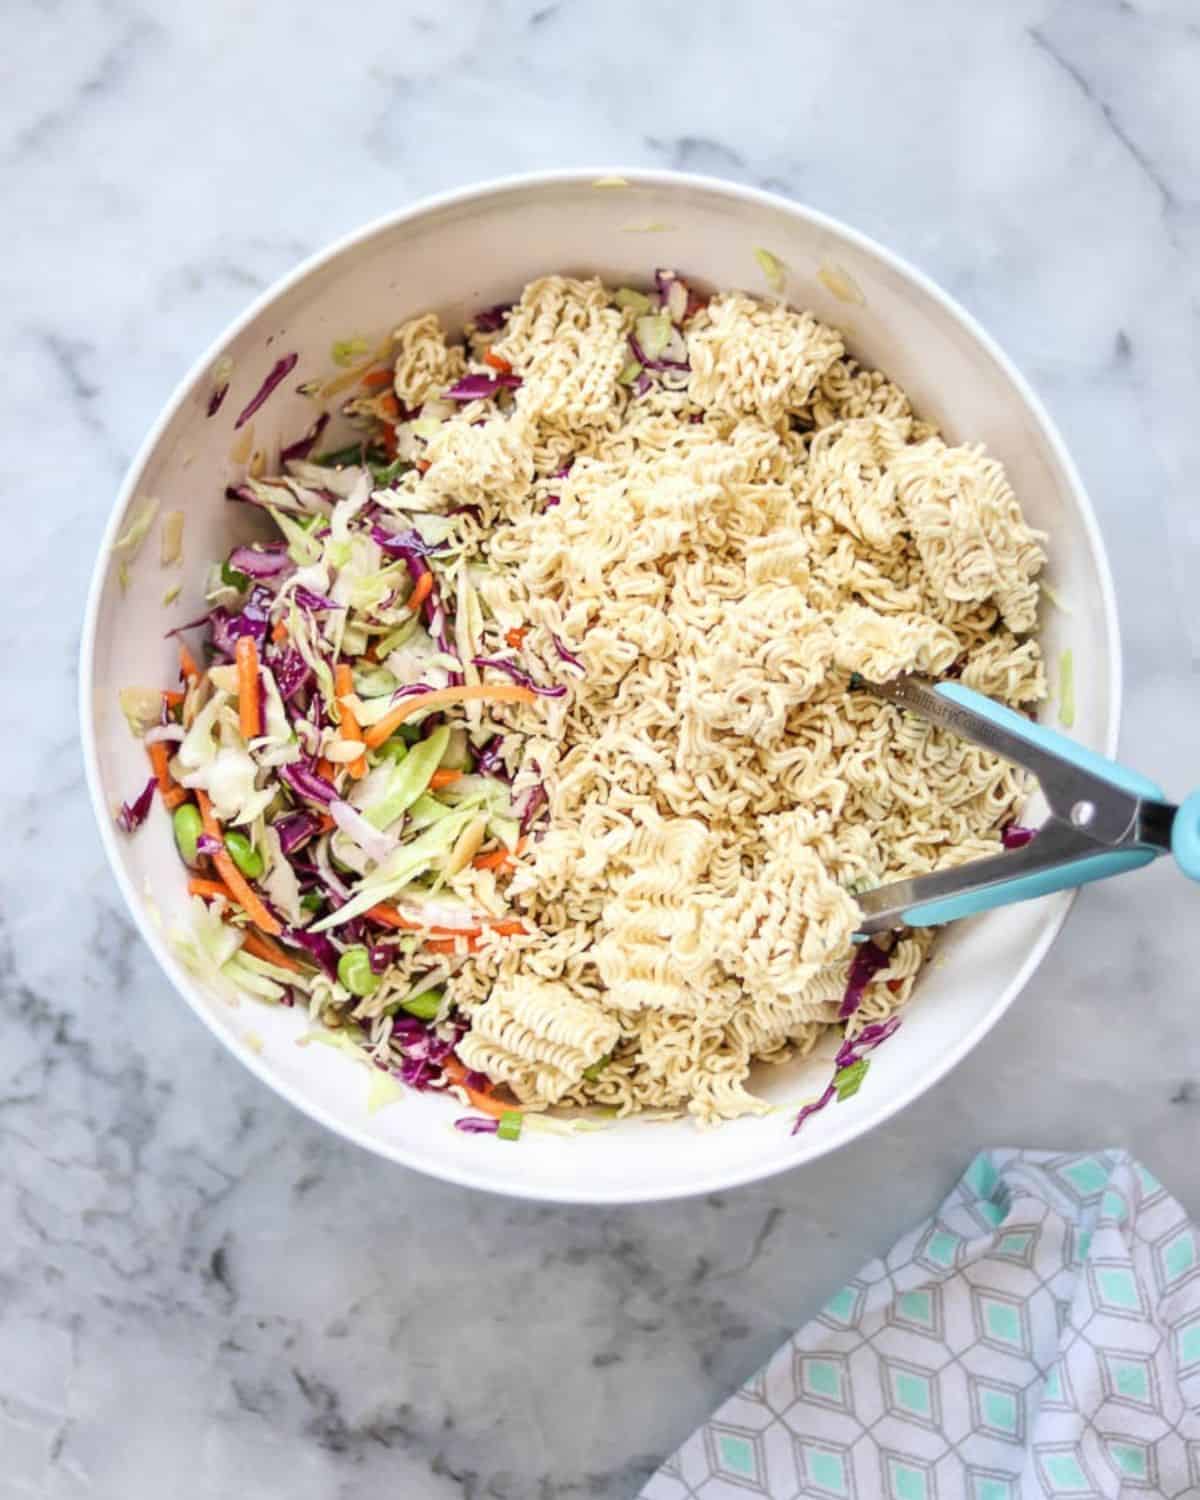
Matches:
[116,310,585,1136]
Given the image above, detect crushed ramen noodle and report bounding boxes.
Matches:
[430,275,1043,1123]
[162,269,1046,1131]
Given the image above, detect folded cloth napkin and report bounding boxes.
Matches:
[641,1150,1200,1499]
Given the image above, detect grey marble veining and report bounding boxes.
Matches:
[3,0,1200,1494]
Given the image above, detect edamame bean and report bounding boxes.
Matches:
[337,946,379,998]
[399,989,442,1021]
[223,830,264,880]
[172,803,203,865]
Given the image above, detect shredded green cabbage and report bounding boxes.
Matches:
[1058,648,1076,728]
[754,247,786,292]
[119,686,162,737]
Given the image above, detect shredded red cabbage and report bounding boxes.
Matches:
[472,657,566,698]
[455,1116,500,1134]
[234,353,299,429]
[208,585,273,658]
[838,939,890,1020]
[195,832,223,857]
[1002,823,1037,850]
[281,926,339,978]
[370,524,446,561]
[550,633,584,673]
[279,761,338,805]
[791,1084,836,1134]
[270,648,312,703]
[627,333,690,374]
[228,543,292,580]
[273,809,322,855]
[115,777,156,833]
[517,780,547,834]
[206,382,229,418]
[443,373,522,402]
[293,585,341,614]
[791,1017,903,1135]
[471,303,511,333]
[279,411,330,464]
[475,735,507,779]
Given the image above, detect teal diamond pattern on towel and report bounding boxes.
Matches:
[640,1151,1200,1500]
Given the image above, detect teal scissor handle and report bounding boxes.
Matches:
[875,682,1199,930]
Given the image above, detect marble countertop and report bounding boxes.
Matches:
[5,0,1200,1493]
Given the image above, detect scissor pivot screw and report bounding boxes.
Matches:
[1070,799,1096,828]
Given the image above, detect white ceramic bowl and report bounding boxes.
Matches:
[80,170,1119,1203]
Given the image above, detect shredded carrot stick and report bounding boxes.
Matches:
[484,350,513,375]
[194,789,282,936]
[162,689,185,709]
[429,767,461,789]
[443,1058,520,1120]
[360,367,394,388]
[378,391,400,422]
[381,424,400,458]
[334,663,367,779]
[472,835,527,873]
[317,812,336,833]
[407,572,433,614]
[271,619,287,644]
[504,626,527,649]
[235,635,261,739]
[188,877,235,902]
[364,683,537,749]
[147,741,186,810]
[240,929,306,974]
[415,459,430,475]
[489,919,527,937]
[179,642,200,682]
[316,757,336,784]
[366,904,475,937]
[472,849,512,872]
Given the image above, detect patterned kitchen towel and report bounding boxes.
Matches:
[640,1150,1200,1499]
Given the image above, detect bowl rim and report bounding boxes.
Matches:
[79,166,1122,1203]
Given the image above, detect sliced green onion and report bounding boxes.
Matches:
[331,337,370,367]
[834,1057,869,1101]
[617,359,642,386]
[300,892,324,913]
[221,559,251,591]
[370,457,407,485]
[497,1110,523,1141]
[314,442,365,467]
[1058,648,1075,729]
[399,989,443,1021]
